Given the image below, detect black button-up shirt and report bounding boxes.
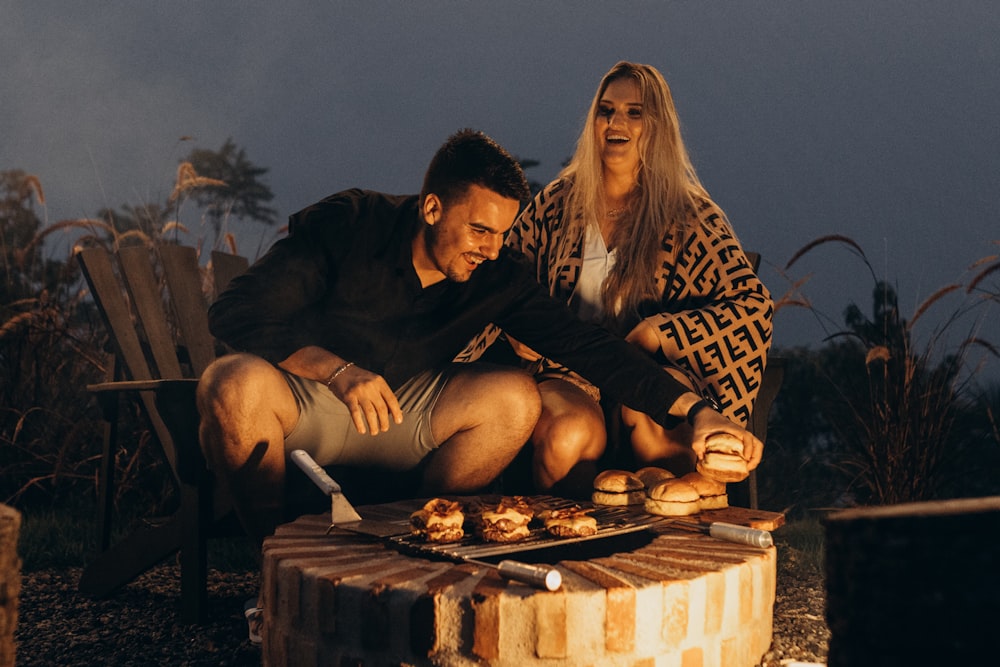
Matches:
[209,189,688,427]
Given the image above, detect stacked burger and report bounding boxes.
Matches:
[474,496,535,542]
[409,498,466,543]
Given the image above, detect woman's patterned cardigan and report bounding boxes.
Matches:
[458,178,773,427]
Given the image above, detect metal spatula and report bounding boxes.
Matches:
[290,449,363,523]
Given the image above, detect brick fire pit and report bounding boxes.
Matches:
[261,498,778,667]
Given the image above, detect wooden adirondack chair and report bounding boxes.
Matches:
[75,243,248,623]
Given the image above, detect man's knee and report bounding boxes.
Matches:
[536,410,606,462]
[487,368,542,433]
[197,353,294,424]
[437,365,541,439]
[200,351,271,393]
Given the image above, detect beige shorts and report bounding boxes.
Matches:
[281,367,454,471]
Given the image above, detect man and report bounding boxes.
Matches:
[198,129,762,546]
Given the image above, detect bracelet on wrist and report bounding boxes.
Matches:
[323,361,354,388]
[685,398,719,426]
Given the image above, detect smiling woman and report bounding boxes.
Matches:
[479,61,774,496]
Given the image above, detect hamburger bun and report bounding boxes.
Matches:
[680,472,729,511]
[592,489,646,506]
[635,466,675,488]
[644,479,701,516]
[592,469,646,505]
[593,469,644,493]
[696,432,750,483]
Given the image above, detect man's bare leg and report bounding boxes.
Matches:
[196,353,300,546]
[419,365,541,493]
[530,378,606,496]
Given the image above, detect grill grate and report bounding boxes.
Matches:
[390,497,670,559]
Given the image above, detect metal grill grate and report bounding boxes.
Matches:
[390,497,669,559]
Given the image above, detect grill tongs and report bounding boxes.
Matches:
[291,449,562,591]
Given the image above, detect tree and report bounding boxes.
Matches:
[182,138,277,234]
[1,170,49,301]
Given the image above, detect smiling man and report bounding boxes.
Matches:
[199,129,761,549]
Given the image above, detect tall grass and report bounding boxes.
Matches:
[0,166,244,514]
[772,235,1000,508]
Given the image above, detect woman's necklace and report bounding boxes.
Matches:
[603,180,638,219]
[602,172,638,218]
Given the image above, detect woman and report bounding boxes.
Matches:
[504,61,773,493]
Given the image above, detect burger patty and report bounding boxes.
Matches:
[423,527,465,543]
[481,517,529,533]
[546,521,598,538]
[479,524,531,543]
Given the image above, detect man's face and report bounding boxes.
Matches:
[420,184,520,283]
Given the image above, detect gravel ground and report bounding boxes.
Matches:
[14,546,828,666]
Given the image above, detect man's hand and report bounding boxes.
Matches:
[327,365,403,436]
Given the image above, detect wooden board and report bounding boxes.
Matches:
[697,506,785,531]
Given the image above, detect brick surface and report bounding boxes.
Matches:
[703,571,726,636]
[682,645,704,667]
[471,586,501,660]
[263,510,777,667]
[408,593,437,657]
[534,591,567,658]
[605,584,637,653]
[360,588,391,650]
[661,577,690,648]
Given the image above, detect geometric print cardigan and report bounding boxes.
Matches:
[459,178,773,427]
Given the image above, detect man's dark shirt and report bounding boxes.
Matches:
[208,189,688,427]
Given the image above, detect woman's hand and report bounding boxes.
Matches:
[689,407,764,471]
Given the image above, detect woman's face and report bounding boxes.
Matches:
[594,77,644,174]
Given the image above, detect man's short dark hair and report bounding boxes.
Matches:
[420,129,531,207]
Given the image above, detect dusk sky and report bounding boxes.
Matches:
[4,1,998,366]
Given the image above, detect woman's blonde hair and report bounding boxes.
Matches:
[556,61,710,331]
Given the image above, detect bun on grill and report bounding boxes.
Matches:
[635,466,675,488]
[644,479,701,516]
[680,472,729,511]
[592,469,645,506]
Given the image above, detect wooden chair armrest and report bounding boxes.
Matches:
[85,378,205,483]
[87,378,200,393]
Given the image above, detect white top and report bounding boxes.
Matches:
[568,222,617,323]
